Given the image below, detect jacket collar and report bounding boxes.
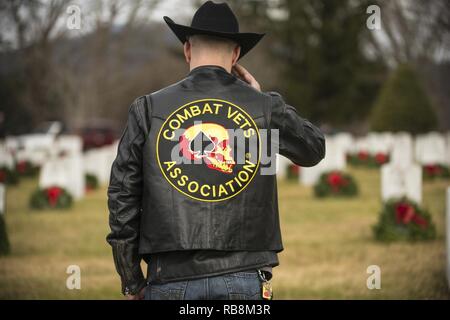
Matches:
[188,65,230,76]
[185,65,236,87]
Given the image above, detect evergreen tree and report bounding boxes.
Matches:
[370,64,437,133]
[276,0,385,126]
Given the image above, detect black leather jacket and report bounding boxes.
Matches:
[107,65,325,295]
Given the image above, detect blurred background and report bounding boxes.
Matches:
[0,0,449,299]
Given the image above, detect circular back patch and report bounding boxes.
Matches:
[156,99,261,202]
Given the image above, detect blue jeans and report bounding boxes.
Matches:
[145,270,263,300]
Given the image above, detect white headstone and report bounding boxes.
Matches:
[39,154,85,200]
[83,143,119,185]
[300,136,346,186]
[55,135,83,156]
[415,132,446,165]
[4,137,19,153]
[40,158,69,190]
[445,132,450,166]
[66,154,85,200]
[354,136,370,154]
[0,144,14,169]
[381,163,422,204]
[300,162,326,186]
[275,154,292,179]
[390,132,414,169]
[334,133,354,154]
[19,134,54,151]
[366,132,393,155]
[15,134,54,166]
[0,183,5,215]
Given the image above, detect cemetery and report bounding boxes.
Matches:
[0,130,449,298]
[0,0,449,302]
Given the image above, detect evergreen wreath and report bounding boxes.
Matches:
[314,170,358,197]
[422,164,450,180]
[347,151,389,168]
[85,174,99,191]
[286,164,300,181]
[0,166,19,185]
[29,186,73,210]
[15,160,39,177]
[373,198,436,242]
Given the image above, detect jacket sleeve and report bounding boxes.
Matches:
[268,92,325,167]
[106,97,149,295]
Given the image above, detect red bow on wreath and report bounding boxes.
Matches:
[424,164,441,177]
[375,153,387,165]
[46,186,62,207]
[395,203,427,228]
[327,171,348,192]
[16,161,27,174]
[290,165,300,175]
[358,151,369,161]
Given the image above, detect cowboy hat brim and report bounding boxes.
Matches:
[163,16,264,60]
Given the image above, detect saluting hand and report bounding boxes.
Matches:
[232,64,261,92]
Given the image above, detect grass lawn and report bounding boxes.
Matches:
[0,167,449,299]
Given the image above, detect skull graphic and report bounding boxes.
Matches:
[179,122,235,174]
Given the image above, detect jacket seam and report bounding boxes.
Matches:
[113,104,143,235]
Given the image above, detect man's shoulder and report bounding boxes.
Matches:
[146,79,187,98]
[231,79,284,104]
[139,77,284,108]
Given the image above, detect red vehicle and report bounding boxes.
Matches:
[80,121,119,150]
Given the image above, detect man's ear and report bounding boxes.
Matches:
[231,45,241,66]
[184,40,191,63]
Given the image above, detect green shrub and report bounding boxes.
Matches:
[370,64,437,134]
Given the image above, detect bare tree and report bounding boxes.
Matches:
[367,0,450,67]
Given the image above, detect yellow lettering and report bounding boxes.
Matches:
[244,128,255,138]
[243,160,256,173]
[178,175,188,187]
[163,129,175,140]
[200,184,211,197]
[225,180,235,193]
[190,105,201,117]
[233,113,244,126]
[164,161,176,171]
[188,181,199,193]
[218,184,228,197]
[170,167,181,179]
[202,103,213,114]
[169,119,181,130]
[227,107,238,119]
[238,170,250,182]
[175,108,192,123]
[213,103,223,114]
[240,118,251,130]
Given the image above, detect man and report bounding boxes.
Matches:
[107,1,325,300]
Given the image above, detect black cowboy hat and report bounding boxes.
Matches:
[164,1,264,60]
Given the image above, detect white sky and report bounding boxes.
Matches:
[149,0,195,22]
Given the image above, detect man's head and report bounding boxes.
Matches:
[184,35,241,72]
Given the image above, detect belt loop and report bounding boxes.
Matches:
[257,269,267,282]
